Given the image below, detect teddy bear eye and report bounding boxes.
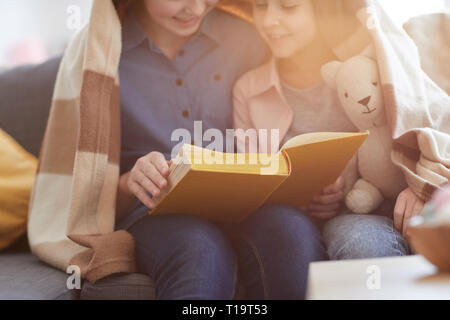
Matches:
[372,81,378,87]
[344,92,348,98]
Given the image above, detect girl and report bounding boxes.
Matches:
[233,0,416,260]
[114,0,326,299]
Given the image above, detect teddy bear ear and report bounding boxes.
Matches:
[321,61,342,89]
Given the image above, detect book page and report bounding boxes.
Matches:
[280,131,367,151]
[182,144,289,175]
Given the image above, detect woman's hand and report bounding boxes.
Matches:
[394,187,424,240]
[303,176,345,220]
[126,151,172,209]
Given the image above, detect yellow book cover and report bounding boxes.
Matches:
[149,131,368,222]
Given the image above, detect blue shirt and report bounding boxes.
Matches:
[116,8,268,230]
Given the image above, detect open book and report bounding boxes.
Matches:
[148,132,368,222]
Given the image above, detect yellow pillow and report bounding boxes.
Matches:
[0,129,37,250]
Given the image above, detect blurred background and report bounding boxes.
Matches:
[0,0,449,70]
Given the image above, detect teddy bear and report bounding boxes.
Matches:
[321,49,408,214]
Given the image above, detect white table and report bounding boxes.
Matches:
[307,255,450,299]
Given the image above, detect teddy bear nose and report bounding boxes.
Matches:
[358,96,371,107]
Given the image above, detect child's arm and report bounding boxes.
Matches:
[305,176,346,220]
[394,187,425,240]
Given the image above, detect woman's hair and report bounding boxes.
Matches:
[113,0,135,23]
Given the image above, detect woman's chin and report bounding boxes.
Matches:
[168,25,200,38]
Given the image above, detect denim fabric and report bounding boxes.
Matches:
[80,273,155,300]
[323,214,410,260]
[128,204,327,300]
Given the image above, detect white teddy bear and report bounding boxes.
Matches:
[321,50,408,214]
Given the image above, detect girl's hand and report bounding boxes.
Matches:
[126,152,172,209]
[303,176,345,220]
[394,187,425,240]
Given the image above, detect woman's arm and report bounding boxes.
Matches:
[116,171,139,222]
[116,152,171,221]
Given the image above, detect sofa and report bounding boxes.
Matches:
[0,56,156,300]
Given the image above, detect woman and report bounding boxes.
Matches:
[114,0,327,299]
[232,0,420,260]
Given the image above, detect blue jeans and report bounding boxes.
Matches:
[322,214,410,260]
[127,204,327,300]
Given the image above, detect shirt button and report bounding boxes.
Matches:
[178,50,185,57]
[182,110,189,118]
[176,78,183,86]
[214,74,222,82]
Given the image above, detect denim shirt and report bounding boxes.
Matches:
[116,8,269,230]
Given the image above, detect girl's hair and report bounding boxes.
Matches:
[311,0,366,51]
[113,0,135,23]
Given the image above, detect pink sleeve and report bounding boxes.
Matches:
[232,78,258,154]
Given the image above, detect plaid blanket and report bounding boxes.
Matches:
[28,0,135,282]
[28,0,449,282]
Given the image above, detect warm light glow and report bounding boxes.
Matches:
[378,0,448,27]
[0,0,449,68]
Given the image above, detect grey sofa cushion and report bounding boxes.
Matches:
[0,253,79,300]
[81,273,156,300]
[1,237,157,300]
[0,56,61,158]
[0,59,77,300]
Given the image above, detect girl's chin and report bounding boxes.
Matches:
[269,47,297,59]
